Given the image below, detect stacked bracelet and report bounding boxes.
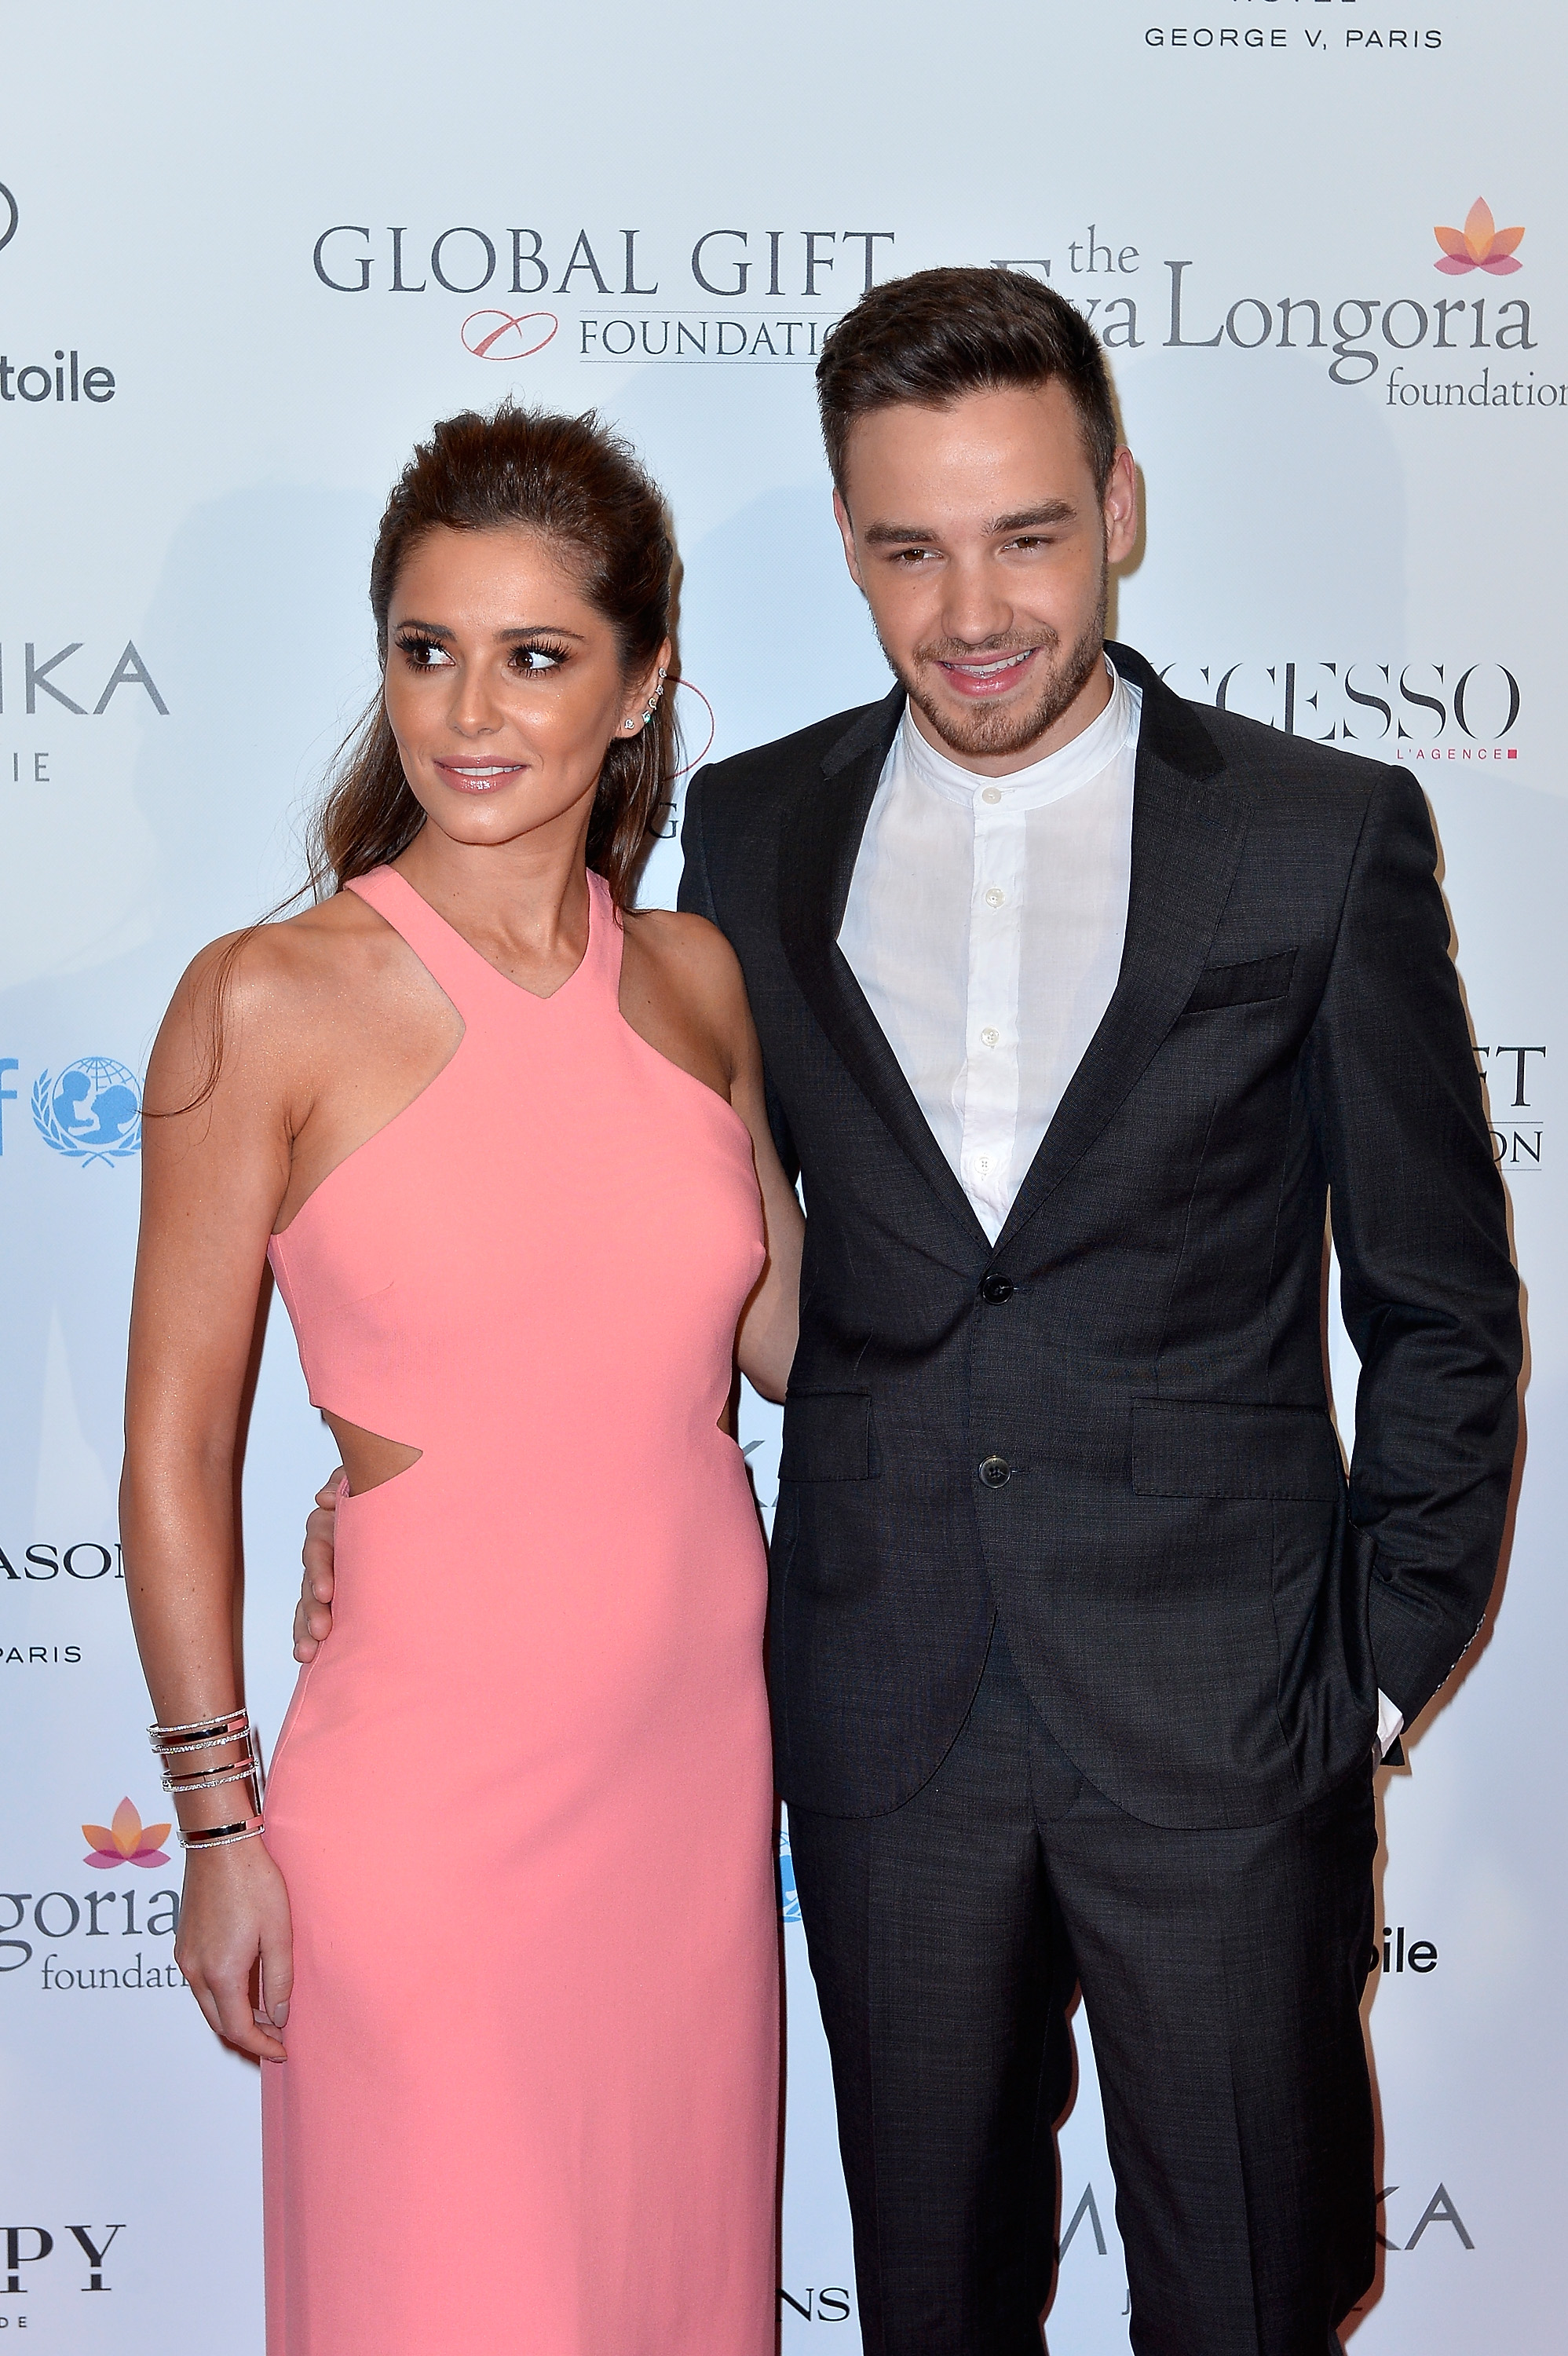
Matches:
[160,1758,259,1797]
[148,1708,250,1753]
[149,1710,265,1843]
[180,1816,266,1851]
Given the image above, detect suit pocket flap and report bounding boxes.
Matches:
[780,1391,875,1482]
[1132,1399,1343,1501]
[1181,949,1297,1015]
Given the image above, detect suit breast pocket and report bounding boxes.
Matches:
[1179,949,1297,1017]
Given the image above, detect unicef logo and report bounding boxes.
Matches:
[32,1058,142,1167]
[777,1821,800,1924]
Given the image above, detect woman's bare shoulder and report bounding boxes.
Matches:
[625,906,746,1005]
[176,890,394,1016]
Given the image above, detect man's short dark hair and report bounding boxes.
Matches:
[816,265,1119,500]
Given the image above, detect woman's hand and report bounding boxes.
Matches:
[293,1470,344,1663]
[174,1838,294,2063]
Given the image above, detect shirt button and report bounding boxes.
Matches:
[980,1026,1000,1048]
[985,887,1005,908]
[974,1154,992,1175]
[979,1456,1012,1488]
[981,786,1002,805]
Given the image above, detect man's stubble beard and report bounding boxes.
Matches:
[881,571,1109,765]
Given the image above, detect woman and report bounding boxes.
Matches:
[121,404,802,2355]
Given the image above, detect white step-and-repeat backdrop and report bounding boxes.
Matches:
[2,5,1561,2347]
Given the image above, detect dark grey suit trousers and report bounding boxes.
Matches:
[788,1627,1377,2356]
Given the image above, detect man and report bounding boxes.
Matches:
[296,269,1519,2354]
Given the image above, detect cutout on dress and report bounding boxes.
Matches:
[323,1412,423,1497]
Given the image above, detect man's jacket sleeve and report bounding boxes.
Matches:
[1303,771,1521,1723]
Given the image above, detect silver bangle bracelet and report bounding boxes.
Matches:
[179,1816,265,1851]
[163,1761,261,1798]
[154,1727,253,1762]
[149,1708,249,1752]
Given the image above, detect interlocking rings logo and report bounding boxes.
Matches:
[461,309,559,362]
[0,181,17,255]
[31,1057,142,1166]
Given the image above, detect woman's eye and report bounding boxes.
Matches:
[511,644,565,673]
[397,637,454,668]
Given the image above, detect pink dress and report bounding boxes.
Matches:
[261,866,778,2354]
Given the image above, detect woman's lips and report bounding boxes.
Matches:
[935,648,1039,699]
[434,759,525,794]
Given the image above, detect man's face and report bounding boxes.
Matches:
[833,381,1139,776]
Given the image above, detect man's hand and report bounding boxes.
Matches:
[293,1471,343,1663]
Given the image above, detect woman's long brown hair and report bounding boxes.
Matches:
[309,401,678,903]
[164,403,681,1113]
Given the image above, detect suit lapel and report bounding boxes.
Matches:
[780,687,991,1249]
[993,650,1248,1256]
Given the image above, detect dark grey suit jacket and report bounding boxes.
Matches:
[678,642,1520,1830]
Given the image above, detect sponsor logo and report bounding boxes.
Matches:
[0,349,115,405]
[777,1820,800,1925]
[1376,2183,1475,2252]
[1369,1923,1438,1976]
[2,2224,126,2298]
[1435,199,1524,278]
[312,221,896,368]
[649,681,718,840]
[1476,1041,1546,1172]
[779,2285,852,2323]
[82,1799,170,1872]
[0,181,16,254]
[462,308,558,361]
[2,1645,83,1666]
[1007,204,1542,400]
[2,1808,183,1986]
[1061,2182,1111,2258]
[31,1057,141,1166]
[0,636,169,715]
[1143,24,1442,51]
[1160,660,1522,755]
[0,1538,122,1580]
[1,1884,182,1981]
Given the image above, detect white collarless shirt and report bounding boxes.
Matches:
[839,659,1139,1247]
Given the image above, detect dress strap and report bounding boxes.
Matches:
[344,868,485,1010]
[584,869,626,1001]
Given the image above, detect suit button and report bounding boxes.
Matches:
[979,1456,1012,1488]
[980,1275,1014,1304]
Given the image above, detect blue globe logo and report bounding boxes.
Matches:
[32,1057,143,1167]
[777,1821,801,1924]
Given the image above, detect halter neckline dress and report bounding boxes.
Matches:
[262,865,778,2354]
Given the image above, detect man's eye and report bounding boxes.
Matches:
[890,547,933,565]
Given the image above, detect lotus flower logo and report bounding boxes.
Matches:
[82,1797,171,1869]
[1434,199,1524,277]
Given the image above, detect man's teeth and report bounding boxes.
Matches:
[954,653,1031,679]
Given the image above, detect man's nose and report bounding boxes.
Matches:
[938,558,1014,647]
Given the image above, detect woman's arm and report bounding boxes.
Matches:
[722,983,804,1408]
[122,934,301,2062]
